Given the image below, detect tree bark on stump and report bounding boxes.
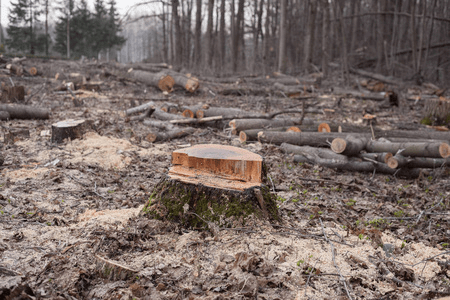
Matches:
[142,144,279,228]
[51,119,87,143]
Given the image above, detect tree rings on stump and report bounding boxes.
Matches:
[51,119,87,143]
[143,144,279,228]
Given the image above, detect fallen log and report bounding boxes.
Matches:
[366,140,450,158]
[126,70,175,92]
[152,109,186,121]
[143,119,177,131]
[387,155,450,169]
[0,104,49,119]
[7,64,23,76]
[28,66,42,76]
[229,118,313,134]
[145,127,196,142]
[125,101,156,116]
[273,82,314,96]
[293,154,425,178]
[167,70,199,93]
[349,68,405,86]
[359,152,393,164]
[128,106,155,122]
[161,102,179,114]
[281,143,348,161]
[0,111,10,120]
[258,131,356,146]
[197,106,259,119]
[332,87,387,101]
[170,116,223,125]
[375,130,450,141]
[181,104,209,118]
[240,127,301,143]
[331,136,370,156]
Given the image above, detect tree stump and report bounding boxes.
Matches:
[1,86,25,102]
[51,119,87,143]
[423,97,450,126]
[143,144,279,228]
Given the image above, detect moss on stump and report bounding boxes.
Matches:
[142,176,280,228]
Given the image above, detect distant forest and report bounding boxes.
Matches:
[4,0,450,85]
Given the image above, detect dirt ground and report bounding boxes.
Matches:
[0,61,449,299]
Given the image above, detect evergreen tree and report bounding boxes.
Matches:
[6,0,42,54]
[104,0,125,51]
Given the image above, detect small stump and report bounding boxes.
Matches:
[423,97,450,126]
[51,119,87,143]
[143,144,279,228]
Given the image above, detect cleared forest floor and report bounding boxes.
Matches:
[0,58,449,299]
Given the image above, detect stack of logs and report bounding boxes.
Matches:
[127,99,450,178]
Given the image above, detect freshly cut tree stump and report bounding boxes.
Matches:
[51,119,87,143]
[143,144,279,228]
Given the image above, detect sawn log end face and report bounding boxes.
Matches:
[169,144,263,191]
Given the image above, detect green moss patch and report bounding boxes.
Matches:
[142,176,280,229]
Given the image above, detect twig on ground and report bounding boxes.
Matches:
[320,218,353,300]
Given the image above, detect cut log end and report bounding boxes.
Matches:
[239,131,248,143]
[286,126,301,132]
[182,109,195,118]
[29,67,38,76]
[439,143,450,158]
[318,123,331,133]
[185,78,200,93]
[158,75,175,92]
[196,110,205,119]
[387,157,399,169]
[331,138,347,154]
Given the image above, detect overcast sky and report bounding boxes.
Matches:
[0,0,147,27]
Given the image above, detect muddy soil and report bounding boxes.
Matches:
[0,61,449,299]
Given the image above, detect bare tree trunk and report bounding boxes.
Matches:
[230,0,237,71]
[303,0,317,73]
[206,0,215,67]
[253,0,264,72]
[172,0,182,67]
[194,0,202,66]
[162,2,168,62]
[263,0,271,74]
[45,0,49,56]
[321,0,329,78]
[334,0,349,82]
[424,0,437,69]
[376,0,386,73]
[410,0,417,72]
[349,0,360,62]
[417,0,427,72]
[219,0,226,67]
[278,0,287,72]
